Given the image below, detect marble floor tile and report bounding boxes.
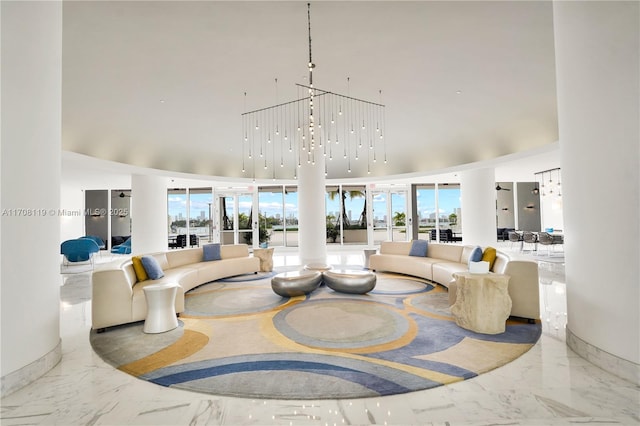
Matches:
[2,247,638,426]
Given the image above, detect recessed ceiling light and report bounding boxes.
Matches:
[159,99,165,103]
[455,90,462,95]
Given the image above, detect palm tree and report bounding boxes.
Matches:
[393,211,406,226]
[327,188,366,229]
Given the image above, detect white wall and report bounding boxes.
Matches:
[554,1,639,367]
[460,168,496,247]
[540,193,564,231]
[131,174,169,254]
[1,1,63,394]
[59,183,85,243]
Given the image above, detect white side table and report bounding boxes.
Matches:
[143,283,179,334]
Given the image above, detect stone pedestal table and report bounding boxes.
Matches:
[253,247,274,272]
[450,272,512,334]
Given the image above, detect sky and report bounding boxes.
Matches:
[168,187,461,221]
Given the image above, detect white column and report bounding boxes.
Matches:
[554,1,639,379]
[1,1,62,395]
[297,154,327,266]
[131,174,169,254]
[460,168,496,247]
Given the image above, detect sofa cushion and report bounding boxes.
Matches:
[131,256,148,282]
[482,246,497,269]
[141,255,165,280]
[409,240,428,257]
[220,244,251,259]
[468,246,483,265]
[203,243,222,261]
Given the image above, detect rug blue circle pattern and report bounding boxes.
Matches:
[90,272,542,400]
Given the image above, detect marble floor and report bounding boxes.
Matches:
[2,245,639,425]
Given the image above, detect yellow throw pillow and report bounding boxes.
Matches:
[482,247,497,270]
[132,256,148,282]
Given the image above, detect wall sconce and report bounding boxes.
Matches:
[525,204,535,210]
[501,207,509,211]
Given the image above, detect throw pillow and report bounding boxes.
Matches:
[141,255,164,280]
[468,246,483,266]
[409,239,428,257]
[482,246,497,270]
[131,256,148,282]
[203,243,222,261]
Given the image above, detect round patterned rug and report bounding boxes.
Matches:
[90,271,541,399]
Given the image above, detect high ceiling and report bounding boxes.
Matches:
[62,1,558,182]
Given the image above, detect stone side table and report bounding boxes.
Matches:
[450,272,512,334]
[143,283,179,334]
[253,247,274,272]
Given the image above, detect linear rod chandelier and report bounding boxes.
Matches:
[533,167,562,196]
[241,3,387,181]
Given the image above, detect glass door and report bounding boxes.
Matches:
[372,190,389,244]
[390,190,408,241]
[216,191,254,245]
[372,188,409,243]
[238,193,253,246]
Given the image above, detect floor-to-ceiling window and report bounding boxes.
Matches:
[326,185,341,245]
[259,186,284,247]
[437,183,462,242]
[189,188,212,246]
[415,184,436,241]
[413,183,461,242]
[371,186,409,243]
[284,186,299,247]
[390,190,408,241]
[214,189,254,246]
[218,193,235,245]
[167,188,187,246]
[372,190,389,244]
[325,185,368,245]
[342,185,367,244]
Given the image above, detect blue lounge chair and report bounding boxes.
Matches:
[111,237,132,254]
[61,238,101,267]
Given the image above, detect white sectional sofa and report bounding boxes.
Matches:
[92,244,260,331]
[369,241,540,321]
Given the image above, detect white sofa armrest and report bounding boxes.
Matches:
[92,266,136,330]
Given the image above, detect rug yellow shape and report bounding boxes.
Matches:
[119,329,209,376]
[414,337,533,374]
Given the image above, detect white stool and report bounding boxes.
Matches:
[143,283,179,334]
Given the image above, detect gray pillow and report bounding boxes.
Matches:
[203,243,222,261]
[409,240,428,257]
[141,255,164,280]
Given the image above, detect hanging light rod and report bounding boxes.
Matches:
[240,2,387,180]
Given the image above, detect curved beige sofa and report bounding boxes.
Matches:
[369,241,540,321]
[92,244,260,331]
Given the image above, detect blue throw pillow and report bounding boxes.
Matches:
[468,246,483,266]
[409,239,428,257]
[203,243,222,261]
[141,255,164,280]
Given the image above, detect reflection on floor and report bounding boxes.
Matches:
[2,245,638,426]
